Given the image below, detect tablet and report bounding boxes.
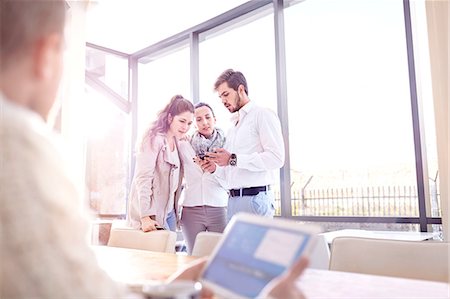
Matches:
[199,213,322,299]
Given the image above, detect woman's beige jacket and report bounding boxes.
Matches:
[127,133,184,229]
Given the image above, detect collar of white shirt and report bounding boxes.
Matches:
[231,100,254,126]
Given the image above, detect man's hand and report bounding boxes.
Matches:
[206,148,231,167]
[166,257,214,299]
[166,256,308,299]
[140,216,160,232]
[259,257,309,299]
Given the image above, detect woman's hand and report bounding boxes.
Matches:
[140,216,160,232]
[179,134,191,142]
[193,156,217,174]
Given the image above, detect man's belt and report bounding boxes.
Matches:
[229,185,270,197]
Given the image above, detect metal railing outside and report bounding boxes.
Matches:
[274,185,440,217]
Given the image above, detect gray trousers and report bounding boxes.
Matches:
[180,205,227,255]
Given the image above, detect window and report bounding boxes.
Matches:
[199,7,281,196]
[410,0,441,233]
[85,47,129,100]
[284,0,419,228]
[199,8,276,133]
[137,46,191,139]
[83,0,442,233]
[84,86,131,215]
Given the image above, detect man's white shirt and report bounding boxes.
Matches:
[213,101,285,190]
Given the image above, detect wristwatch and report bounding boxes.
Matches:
[229,153,237,166]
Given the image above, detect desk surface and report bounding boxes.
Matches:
[320,229,439,244]
[93,245,449,298]
[93,245,198,283]
[301,269,449,298]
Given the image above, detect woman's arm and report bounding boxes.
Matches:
[134,137,163,229]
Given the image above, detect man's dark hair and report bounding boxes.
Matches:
[214,69,249,96]
[194,102,216,117]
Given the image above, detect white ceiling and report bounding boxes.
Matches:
[86,0,249,54]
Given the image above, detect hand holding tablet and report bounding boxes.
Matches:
[198,213,322,299]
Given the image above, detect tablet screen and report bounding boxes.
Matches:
[201,220,314,298]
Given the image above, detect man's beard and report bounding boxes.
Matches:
[231,93,241,113]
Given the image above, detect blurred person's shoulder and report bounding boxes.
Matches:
[1,95,61,154]
[0,94,81,214]
[0,95,69,183]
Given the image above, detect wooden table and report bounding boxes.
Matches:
[93,245,449,298]
[92,245,198,284]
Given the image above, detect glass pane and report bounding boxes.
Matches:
[137,46,191,139]
[86,47,129,100]
[411,0,442,235]
[84,86,131,215]
[199,9,281,194]
[411,1,440,214]
[86,0,249,53]
[284,0,418,218]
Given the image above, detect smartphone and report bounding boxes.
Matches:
[155,225,165,230]
[198,153,210,160]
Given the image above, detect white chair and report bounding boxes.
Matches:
[329,236,449,282]
[309,234,330,270]
[107,226,177,253]
[191,231,223,257]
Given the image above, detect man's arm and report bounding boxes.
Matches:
[206,109,285,172]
